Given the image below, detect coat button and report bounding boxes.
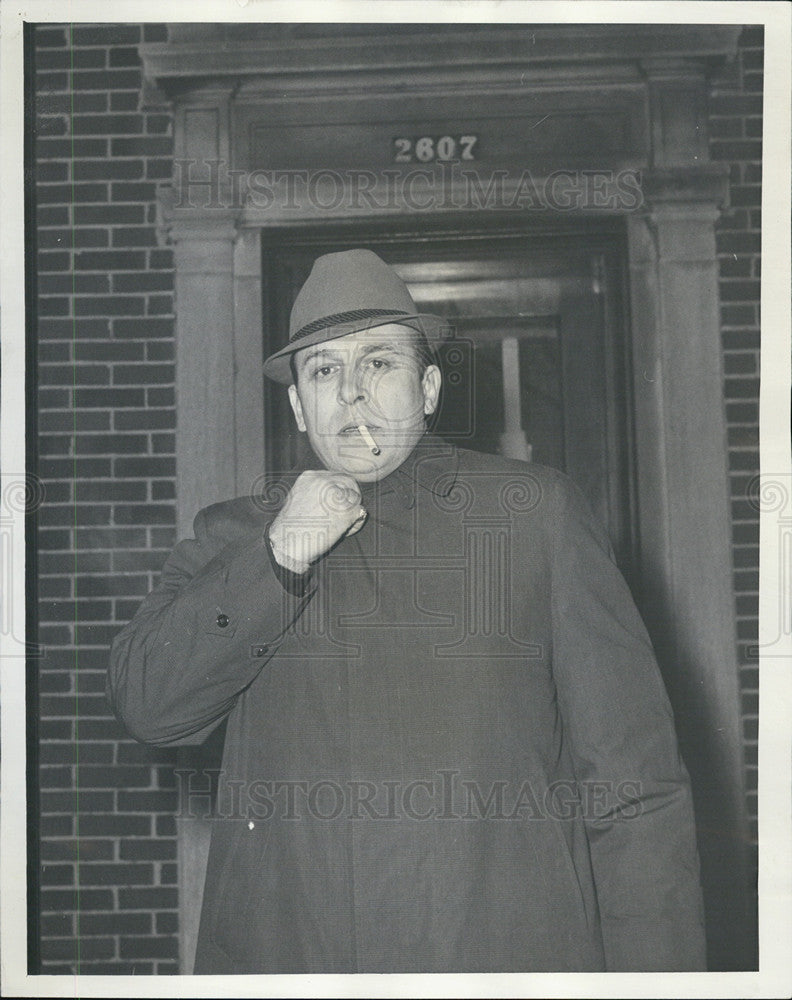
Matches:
[216,613,229,628]
[253,645,268,657]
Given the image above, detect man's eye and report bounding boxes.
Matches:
[367,358,388,370]
[312,365,336,379]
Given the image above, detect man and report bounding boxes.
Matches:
[108,249,706,974]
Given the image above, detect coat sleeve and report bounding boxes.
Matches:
[549,475,707,971]
[107,506,316,747]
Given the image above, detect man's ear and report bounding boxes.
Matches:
[287,383,307,432]
[421,364,442,416]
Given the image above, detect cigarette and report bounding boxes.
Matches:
[357,424,381,455]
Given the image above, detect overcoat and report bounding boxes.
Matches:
[108,435,706,973]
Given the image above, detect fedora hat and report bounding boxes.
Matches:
[262,249,449,384]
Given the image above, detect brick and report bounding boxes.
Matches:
[75,670,112,694]
[73,525,148,546]
[724,352,757,376]
[72,25,142,45]
[40,457,112,478]
[155,814,177,837]
[724,377,760,399]
[36,115,68,137]
[111,91,141,112]
[72,624,124,648]
[744,118,762,139]
[39,436,74,458]
[36,160,69,182]
[118,887,178,910]
[156,911,178,934]
[41,814,74,837]
[117,790,178,813]
[35,27,68,47]
[74,204,145,226]
[152,482,176,501]
[120,838,178,861]
[112,274,172,295]
[63,230,108,252]
[110,180,158,201]
[147,295,174,316]
[37,208,70,227]
[38,529,72,550]
[729,185,762,208]
[74,388,145,407]
[112,227,160,248]
[79,814,152,837]
[709,117,742,140]
[40,274,111,296]
[710,139,762,161]
[79,862,154,885]
[152,435,176,455]
[114,504,174,526]
[38,137,108,159]
[114,457,175,477]
[73,251,147,272]
[41,860,78,886]
[42,790,114,814]
[74,158,144,181]
[40,765,74,788]
[36,255,72,278]
[112,318,172,338]
[37,182,108,205]
[73,70,142,91]
[120,936,178,960]
[39,578,73,600]
[146,114,171,136]
[73,114,144,136]
[39,718,74,740]
[38,388,71,408]
[146,342,175,361]
[111,137,173,157]
[113,364,173,385]
[75,341,144,361]
[144,24,169,43]
[40,362,110,384]
[79,912,152,936]
[77,764,152,789]
[39,297,70,316]
[146,159,173,180]
[75,571,149,594]
[721,305,757,327]
[113,409,175,430]
[34,70,69,91]
[148,250,173,270]
[41,913,74,938]
[36,229,70,250]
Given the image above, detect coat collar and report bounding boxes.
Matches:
[295,431,460,510]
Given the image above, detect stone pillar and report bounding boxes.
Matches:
[627,174,753,968]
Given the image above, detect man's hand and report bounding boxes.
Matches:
[268,471,367,573]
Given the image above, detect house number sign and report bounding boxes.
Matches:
[393,134,479,163]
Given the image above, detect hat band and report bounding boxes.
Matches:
[291,308,411,344]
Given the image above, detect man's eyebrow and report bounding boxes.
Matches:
[359,342,411,358]
[296,347,341,369]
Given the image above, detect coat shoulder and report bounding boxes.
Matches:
[193,480,291,547]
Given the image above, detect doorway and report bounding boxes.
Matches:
[261,223,636,578]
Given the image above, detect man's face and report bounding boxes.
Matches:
[287,325,441,482]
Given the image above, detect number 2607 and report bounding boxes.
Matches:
[393,135,478,163]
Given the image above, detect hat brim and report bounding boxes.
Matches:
[262,313,450,384]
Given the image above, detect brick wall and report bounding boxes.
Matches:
[31,23,761,973]
[709,27,762,876]
[34,22,180,973]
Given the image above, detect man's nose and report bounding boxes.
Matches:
[337,366,365,405]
